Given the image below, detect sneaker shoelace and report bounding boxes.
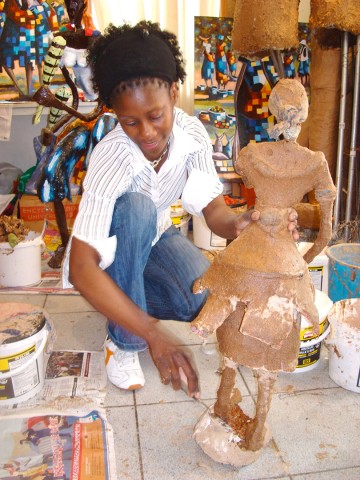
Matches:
[113,349,139,368]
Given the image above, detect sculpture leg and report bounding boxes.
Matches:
[214,362,250,439]
[214,364,238,421]
[245,368,277,451]
[48,199,70,269]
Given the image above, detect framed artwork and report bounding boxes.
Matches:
[194,16,311,175]
[0,0,69,101]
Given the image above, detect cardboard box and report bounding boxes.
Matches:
[19,194,81,233]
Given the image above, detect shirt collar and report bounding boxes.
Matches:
[127,108,202,173]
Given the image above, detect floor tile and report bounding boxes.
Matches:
[0,293,47,308]
[106,406,142,480]
[293,467,360,479]
[268,387,360,475]
[50,311,107,351]
[136,400,291,480]
[44,294,96,313]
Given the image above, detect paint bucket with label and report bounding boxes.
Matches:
[192,197,247,251]
[170,200,190,237]
[0,303,50,406]
[326,298,360,393]
[192,214,227,250]
[296,289,333,371]
[0,231,43,287]
[326,243,360,302]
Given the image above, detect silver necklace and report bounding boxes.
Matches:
[149,139,170,168]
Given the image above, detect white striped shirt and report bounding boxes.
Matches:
[62,107,223,287]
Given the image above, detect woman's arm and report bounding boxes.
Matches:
[69,237,199,398]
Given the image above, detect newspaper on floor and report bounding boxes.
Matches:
[0,350,116,479]
[0,405,117,480]
[0,350,107,411]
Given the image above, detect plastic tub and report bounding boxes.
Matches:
[327,298,360,393]
[0,304,49,406]
[0,231,43,287]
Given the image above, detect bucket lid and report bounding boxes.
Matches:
[0,303,46,345]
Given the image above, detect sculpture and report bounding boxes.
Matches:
[191,79,336,466]
[29,0,103,268]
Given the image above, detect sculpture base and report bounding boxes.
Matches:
[193,405,271,467]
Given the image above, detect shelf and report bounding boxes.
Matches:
[217,172,242,180]
[0,101,98,116]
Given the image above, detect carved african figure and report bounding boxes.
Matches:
[191,79,336,465]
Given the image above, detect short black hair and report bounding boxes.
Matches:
[87,20,187,106]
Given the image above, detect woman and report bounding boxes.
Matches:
[63,21,297,398]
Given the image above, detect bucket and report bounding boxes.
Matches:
[0,303,49,406]
[170,200,190,237]
[192,198,247,251]
[0,231,43,287]
[326,298,360,393]
[296,289,333,371]
[192,215,227,250]
[297,242,329,294]
[326,243,360,302]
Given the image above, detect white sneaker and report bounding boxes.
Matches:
[104,337,145,390]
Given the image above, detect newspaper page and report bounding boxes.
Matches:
[0,350,107,410]
[0,408,117,480]
[0,350,116,479]
[41,351,107,406]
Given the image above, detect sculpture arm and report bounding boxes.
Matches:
[303,155,336,264]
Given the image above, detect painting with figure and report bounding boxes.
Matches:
[0,0,99,103]
[194,17,311,173]
[194,16,238,176]
[0,0,68,101]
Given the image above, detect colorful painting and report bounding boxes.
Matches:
[194,16,238,176]
[194,17,311,174]
[0,0,69,101]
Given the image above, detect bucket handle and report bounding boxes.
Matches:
[0,330,48,380]
[301,325,330,348]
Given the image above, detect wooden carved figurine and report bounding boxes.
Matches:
[191,79,336,466]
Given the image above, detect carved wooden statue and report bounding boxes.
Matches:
[191,79,336,466]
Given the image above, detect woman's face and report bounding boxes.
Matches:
[111,81,178,162]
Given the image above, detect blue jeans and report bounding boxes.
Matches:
[105,193,210,352]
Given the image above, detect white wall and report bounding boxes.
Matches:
[1,107,47,173]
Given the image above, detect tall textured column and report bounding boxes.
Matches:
[231,0,299,55]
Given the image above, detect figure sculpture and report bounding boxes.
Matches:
[191,79,336,466]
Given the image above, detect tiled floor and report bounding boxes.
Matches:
[0,292,359,480]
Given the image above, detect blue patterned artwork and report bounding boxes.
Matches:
[0,0,66,101]
[194,17,311,173]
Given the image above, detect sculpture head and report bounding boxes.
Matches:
[268,79,308,141]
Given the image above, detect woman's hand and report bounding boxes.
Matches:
[146,326,199,399]
[234,208,299,240]
[233,209,260,236]
[203,196,299,241]
[287,208,299,241]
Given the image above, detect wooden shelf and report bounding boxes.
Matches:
[0,101,98,116]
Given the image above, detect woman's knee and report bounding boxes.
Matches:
[112,192,157,232]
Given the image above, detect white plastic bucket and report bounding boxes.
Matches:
[0,312,49,406]
[296,290,333,371]
[0,231,43,287]
[327,298,360,393]
[192,215,227,250]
